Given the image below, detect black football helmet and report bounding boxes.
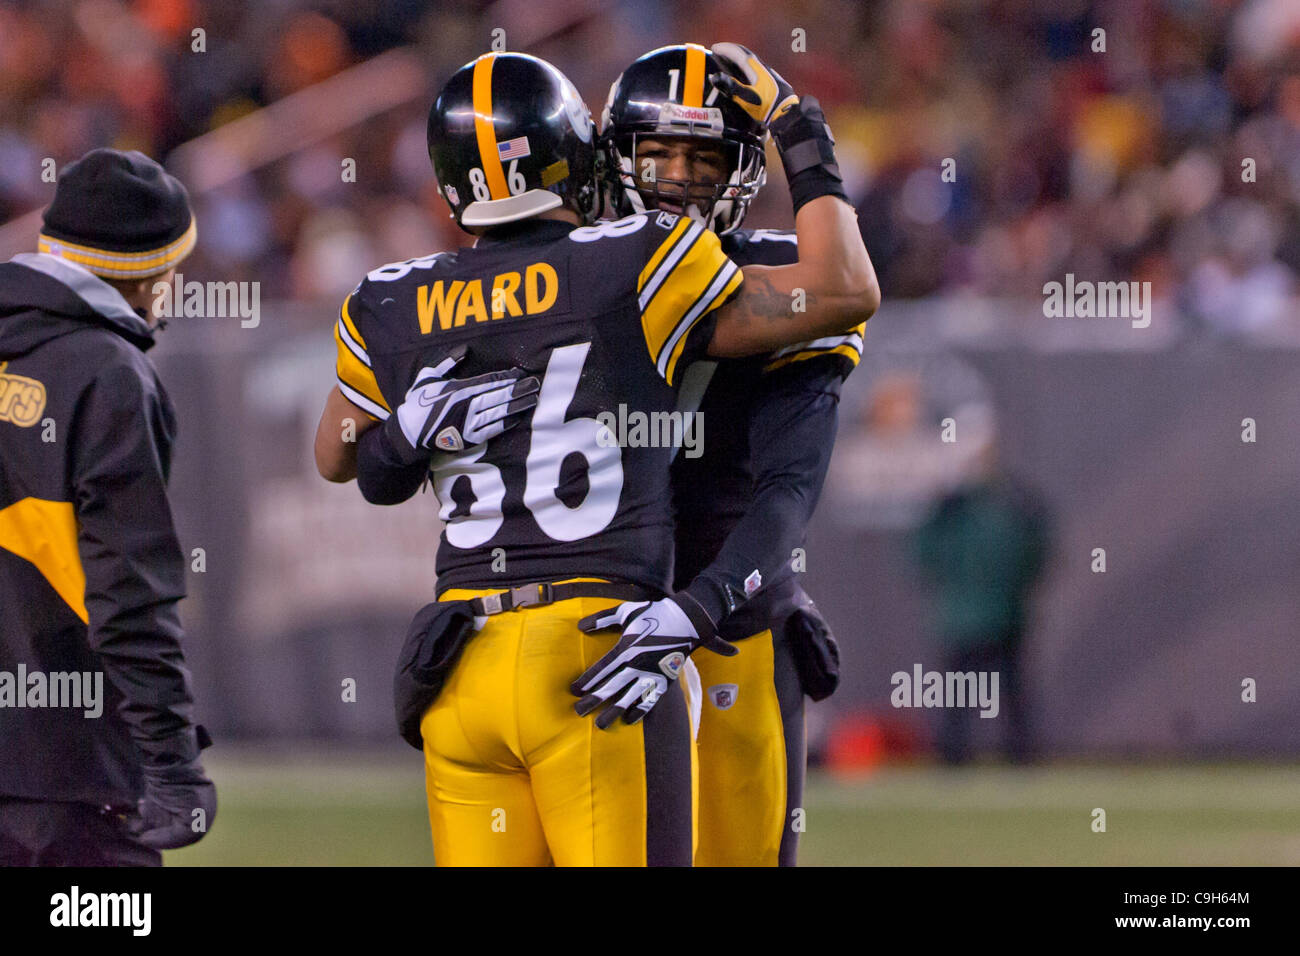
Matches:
[601,44,767,234]
[428,52,599,231]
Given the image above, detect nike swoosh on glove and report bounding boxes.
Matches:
[572,595,737,730]
[708,42,800,129]
[387,348,540,465]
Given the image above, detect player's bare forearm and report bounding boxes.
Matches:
[708,195,879,358]
[314,385,379,482]
[793,194,879,317]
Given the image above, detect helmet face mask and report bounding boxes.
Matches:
[427,53,601,233]
[608,131,765,234]
[601,44,768,235]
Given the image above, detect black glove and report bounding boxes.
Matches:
[124,725,217,850]
[572,595,736,730]
[385,348,539,465]
[785,596,841,702]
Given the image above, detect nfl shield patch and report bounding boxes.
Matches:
[659,651,686,679]
[434,427,464,452]
[708,683,739,710]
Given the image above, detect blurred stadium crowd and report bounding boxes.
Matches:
[4,1,1295,758]
[1,0,1297,336]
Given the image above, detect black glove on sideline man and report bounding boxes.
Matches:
[121,725,217,851]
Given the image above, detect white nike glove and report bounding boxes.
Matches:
[385,349,539,466]
[572,595,737,730]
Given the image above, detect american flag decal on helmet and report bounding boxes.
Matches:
[497,136,531,161]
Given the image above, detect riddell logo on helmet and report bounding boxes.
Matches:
[658,103,724,131]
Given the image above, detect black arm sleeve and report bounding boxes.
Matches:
[356,423,429,505]
[679,360,843,626]
[72,362,196,751]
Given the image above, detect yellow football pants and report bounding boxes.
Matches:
[421,588,697,866]
[693,627,806,866]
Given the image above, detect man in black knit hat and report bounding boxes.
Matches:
[0,148,216,865]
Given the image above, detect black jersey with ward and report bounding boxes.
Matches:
[334,212,742,594]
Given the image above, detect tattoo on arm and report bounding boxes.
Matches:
[730,273,815,326]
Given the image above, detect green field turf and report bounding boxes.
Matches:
[168,749,1300,866]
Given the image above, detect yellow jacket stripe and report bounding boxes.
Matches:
[472,54,509,200]
[0,497,88,624]
[683,43,706,108]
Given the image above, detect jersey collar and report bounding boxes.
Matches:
[474,218,576,247]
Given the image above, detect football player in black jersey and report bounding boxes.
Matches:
[596,43,864,866]
[313,50,876,865]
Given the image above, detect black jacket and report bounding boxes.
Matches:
[0,253,198,805]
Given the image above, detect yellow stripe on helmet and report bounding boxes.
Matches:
[471,54,510,201]
[683,43,706,107]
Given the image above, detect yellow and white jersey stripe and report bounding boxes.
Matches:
[333,293,391,420]
[637,218,742,386]
[763,323,866,374]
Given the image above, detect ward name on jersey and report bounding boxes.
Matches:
[334,211,742,594]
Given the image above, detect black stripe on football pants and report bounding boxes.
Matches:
[774,628,808,867]
[641,680,694,866]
